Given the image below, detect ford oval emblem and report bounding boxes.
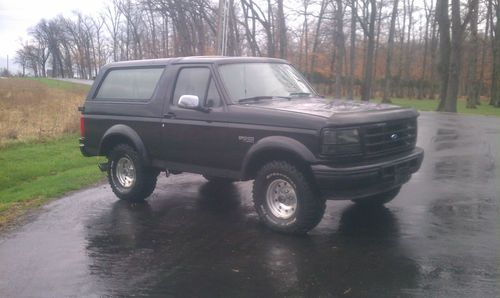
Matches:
[390,133,399,140]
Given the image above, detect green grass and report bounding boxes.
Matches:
[30,77,91,93]
[0,135,105,226]
[374,98,500,117]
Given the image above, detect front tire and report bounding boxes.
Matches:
[108,144,158,202]
[253,161,325,235]
[352,187,401,206]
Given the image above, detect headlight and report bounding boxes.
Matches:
[321,128,361,155]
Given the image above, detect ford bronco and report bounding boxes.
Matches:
[79,56,423,234]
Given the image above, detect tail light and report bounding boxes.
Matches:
[80,116,85,137]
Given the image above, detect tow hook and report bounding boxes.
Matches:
[98,162,109,172]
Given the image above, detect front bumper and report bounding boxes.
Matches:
[312,147,424,200]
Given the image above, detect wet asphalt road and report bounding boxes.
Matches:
[0,112,499,297]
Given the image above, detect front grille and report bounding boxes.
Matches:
[361,118,417,158]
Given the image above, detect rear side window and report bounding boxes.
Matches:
[95,67,164,101]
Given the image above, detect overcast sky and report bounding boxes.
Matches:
[0,0,108,70]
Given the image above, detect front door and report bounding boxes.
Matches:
[161,65,232,171]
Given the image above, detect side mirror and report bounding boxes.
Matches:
[178,95,200,110]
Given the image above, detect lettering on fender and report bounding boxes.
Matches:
[238,136,255,144]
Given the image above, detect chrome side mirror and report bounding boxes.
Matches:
[178,95,200,109]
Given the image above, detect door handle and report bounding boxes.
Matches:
[164,112,176,119]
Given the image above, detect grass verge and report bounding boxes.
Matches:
[0,134,105,228]
[374,98,500,117]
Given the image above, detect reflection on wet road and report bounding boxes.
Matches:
[0,113,498,297]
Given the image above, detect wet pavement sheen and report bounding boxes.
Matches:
[0,112,499,297]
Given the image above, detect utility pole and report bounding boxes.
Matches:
[6,55,9,73]
[216,0,229,56]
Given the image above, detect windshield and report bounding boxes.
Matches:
[218,63,315,103]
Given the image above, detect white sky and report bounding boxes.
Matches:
[0,0,109,70]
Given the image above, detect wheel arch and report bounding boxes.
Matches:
[241,136,317,180]
[99,125,150,165]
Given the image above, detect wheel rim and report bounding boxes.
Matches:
[266,179,297,219]
[115,156,136,188]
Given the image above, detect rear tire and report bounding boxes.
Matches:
[253,161,325,235]
[107,144,158,202]
[352,187,401,206]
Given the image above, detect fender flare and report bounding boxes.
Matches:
[99,124,150,165]
[241,136,316,179]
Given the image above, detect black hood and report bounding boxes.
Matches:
[243,97,400,118]
[242,97,419,126]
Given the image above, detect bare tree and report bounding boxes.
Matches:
[404,0,415,97]
[466,0,480,108]
[348,0,357,99]
[310,0,328,76]
[13,0,497,110]
[102,3,122,62]
[15,47,28,76]
[357,0,377,101]
[382,0,400,103]
[490,0,500,107]
[439,0,472,112]
[436,0,451,111]
[417,0,434,99]
[334,0,345,98]
[276,0,287,58]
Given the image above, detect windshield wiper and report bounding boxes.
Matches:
[238,95,291,103]
[289,92,312,97]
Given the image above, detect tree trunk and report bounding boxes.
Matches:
[418,0,433,99]
[334,0,345,98]
[466,0,479,108]
[348,1,356,100]
[443,0,467,112]
[361,0,377,101]
[396,1,407,98]
[428,2,438,99]
[382,0,400,103]
[310,0,327,76]
[478,0,492,101]
[371,3,383,96]
[490,1,500,107]
[436,0,450,111]
[277,0,287,59]
[404,0,415,98]
[302,1,309,73]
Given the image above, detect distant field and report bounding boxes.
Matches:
[0,78,90,146]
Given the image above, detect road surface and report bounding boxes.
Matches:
[54,78,94,85]
[0,112,498,297]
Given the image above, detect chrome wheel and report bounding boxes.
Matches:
[266,179,298,219]
[115,156,136,188]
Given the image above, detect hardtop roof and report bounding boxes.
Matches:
[104,56,288,68]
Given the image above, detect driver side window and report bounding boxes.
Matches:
[206,78,222,108]
[172,67,222,108]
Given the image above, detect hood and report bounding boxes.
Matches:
[243,97,400,118]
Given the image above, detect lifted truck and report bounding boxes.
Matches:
[80,56,423,234]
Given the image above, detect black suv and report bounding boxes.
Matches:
[80,57,423,234]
